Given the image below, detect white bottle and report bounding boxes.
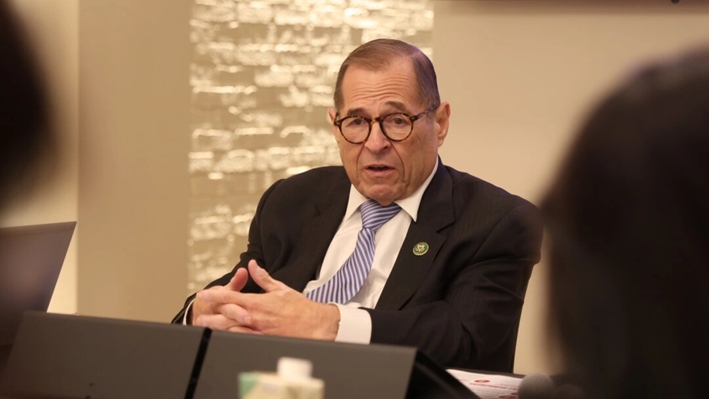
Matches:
[239,357,325,399]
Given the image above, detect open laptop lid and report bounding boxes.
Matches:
[0,221,76,370]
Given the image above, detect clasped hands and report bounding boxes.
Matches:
[191,260,340,341]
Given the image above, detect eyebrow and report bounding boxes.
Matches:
[345,101,409,117]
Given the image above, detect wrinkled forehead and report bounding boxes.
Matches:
[344,54,412,77]
[339,60,422,109]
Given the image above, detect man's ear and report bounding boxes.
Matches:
[435,102,451,147]
[328,108,340,141]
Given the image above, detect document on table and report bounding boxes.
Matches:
[447,369,522,399]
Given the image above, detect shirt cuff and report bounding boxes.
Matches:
[333,304,372,344]
[182,299,195,325]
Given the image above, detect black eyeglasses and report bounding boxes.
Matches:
[334,105,438,144]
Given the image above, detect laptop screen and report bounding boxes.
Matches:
[0,221,76,372]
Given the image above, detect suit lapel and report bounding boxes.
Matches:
[270,172,349,292]
[376,162,455,310]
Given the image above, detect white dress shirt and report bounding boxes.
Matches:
[302,162,438,344]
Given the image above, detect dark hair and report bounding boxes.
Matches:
[542,47,709,399]
[0,0,55,211]
[333,38,440,112]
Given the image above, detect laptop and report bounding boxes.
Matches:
[1,312,206,399]
[0,221,76,375]
[195,330,479,399]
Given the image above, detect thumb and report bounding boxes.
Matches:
[248,260,288,293]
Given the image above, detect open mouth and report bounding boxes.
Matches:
[366,165,392,174]
[367,165,392,172]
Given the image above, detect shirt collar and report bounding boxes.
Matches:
[344,161,439,223]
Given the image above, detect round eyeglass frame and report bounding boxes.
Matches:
[333,105,438,144]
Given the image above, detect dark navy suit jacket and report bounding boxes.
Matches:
[173,160,542,372]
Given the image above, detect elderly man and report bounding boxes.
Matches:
[172,38,542,372]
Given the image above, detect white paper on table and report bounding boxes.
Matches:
[446,369,522,399]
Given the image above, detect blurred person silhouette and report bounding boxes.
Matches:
[0,0,58,381]
[541,47,709,399]
[0,0,55,214]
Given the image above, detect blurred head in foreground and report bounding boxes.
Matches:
[0,0,55,213]
[542,47,709,399]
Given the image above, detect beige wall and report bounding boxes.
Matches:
[434,0,709,374]
[77,0,191,322]
[4,0,191,322]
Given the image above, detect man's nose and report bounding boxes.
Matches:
[364,122,391,151]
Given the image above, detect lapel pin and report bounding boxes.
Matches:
[413,242,429,256]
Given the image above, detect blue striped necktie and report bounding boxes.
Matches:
[307,199,401,304]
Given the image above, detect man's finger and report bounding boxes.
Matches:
[197,288,240,304]
[227,326,263,335]
[218,303,252,326]
[248,260,287,292]
[226,267,249,292]
[193,314,240,331]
